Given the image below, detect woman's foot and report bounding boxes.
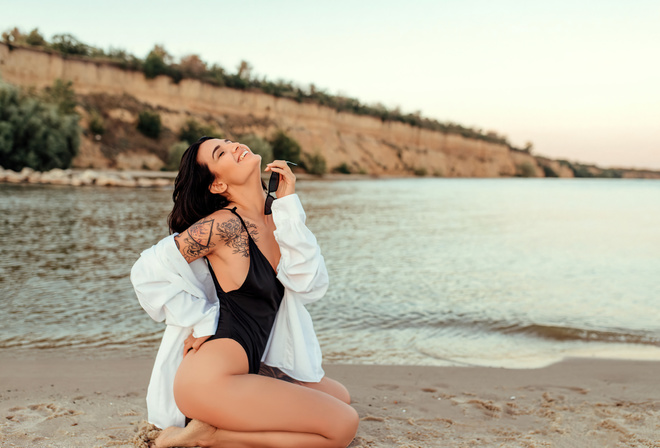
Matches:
[154,419,217,448]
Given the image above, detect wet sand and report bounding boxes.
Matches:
[0,355,658,447]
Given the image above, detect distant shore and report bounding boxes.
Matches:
[0,166,414,189]
[3,166,660,190]
[0,354,658,447]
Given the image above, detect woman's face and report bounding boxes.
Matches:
[197,138,261,187]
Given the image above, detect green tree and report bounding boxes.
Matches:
[269,130,301,163]
[237,60,253,81]
[302,150,327,175]
[165,141,189,171]
[25,28,46,47]
[179,54,207,79]
[542,165,558,177]
[88,110,105,136]
[0,81,80,171]
[516,162,537,178]
[43,79,77,114]
[1,27,23,45]
[137,110,162,138]
[143,45,171,79]
[332,163,351,174]
[239,134,273,164]
[50,33,89,56]
[178,118,216,145]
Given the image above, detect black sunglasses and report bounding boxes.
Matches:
[264,161,296,215]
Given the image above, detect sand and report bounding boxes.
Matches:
[0,354,658,447]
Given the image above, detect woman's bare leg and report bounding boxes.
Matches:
[301,376,351,404]
[259,363,351,404]
[161,339,358,448]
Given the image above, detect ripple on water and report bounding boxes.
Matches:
[1,180,660,366]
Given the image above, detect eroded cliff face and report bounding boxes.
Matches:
[0,44,558,177]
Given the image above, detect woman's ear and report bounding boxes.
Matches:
[209,180,227,195]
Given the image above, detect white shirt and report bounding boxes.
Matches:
[130,194,328,429]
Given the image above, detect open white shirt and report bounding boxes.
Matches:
[130,194,328,429]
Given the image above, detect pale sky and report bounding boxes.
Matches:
[2,0,659,169]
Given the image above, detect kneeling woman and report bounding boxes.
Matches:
[131,137,358,448]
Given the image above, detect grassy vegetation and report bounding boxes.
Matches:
[558,160,623,178]
[269,130,301,164]
[136,111,162,138]
[0,79,80,171]
[301,150,327,176]
[178,118,217,145]
[239,134,273,164]
[1,26,527,152]
[516,162,537,178]
[333,163,351,174]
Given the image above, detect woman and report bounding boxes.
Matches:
[131,136,359,447]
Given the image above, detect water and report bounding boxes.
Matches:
[1,179,659,368]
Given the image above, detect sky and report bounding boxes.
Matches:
[2,0,659,169]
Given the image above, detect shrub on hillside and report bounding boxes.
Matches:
[50,33,89,56]
[516,162,537,178]
[0,81,80,171]
[302,150,327,175]
[542,165,558,177]
[25,28,46,47]
[88,110,105,136]
[165,141,189,171]
[333,163,351,174]
[143,46,170,79]
[43,79,77,114]
[137,111,162,138]
[269,130,301,164]
[239,134,273,164]
[179,119,216,145]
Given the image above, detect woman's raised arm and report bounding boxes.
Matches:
[174,216,217,263]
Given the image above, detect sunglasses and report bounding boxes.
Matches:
[264,161,297,215]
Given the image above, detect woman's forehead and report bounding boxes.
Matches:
[199,138,233,157]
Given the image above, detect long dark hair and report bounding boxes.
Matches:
[168,136,229,234]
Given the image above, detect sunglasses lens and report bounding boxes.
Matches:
[268,172,279,193]
[264,195,274,215]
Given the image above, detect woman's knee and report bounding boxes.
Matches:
[332,405,360,447]
[302,376,352,404]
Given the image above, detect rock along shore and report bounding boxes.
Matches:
[0,166,176,188]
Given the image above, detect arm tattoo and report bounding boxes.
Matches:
[215,218,259,257]
[177,218,216,262]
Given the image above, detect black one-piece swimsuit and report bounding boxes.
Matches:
[204,207,285,374]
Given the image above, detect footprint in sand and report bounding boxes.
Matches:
[3,402,81,428]
[374,384,399,391]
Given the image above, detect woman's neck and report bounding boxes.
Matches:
[226,174,268,218]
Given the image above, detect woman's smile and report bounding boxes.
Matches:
[238,148,250,162]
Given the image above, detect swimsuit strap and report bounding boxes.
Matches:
[225,207,253,241]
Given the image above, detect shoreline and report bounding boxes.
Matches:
[1,355,658,447]
[2,166,660,190]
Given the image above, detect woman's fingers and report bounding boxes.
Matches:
[183,333,210,355]
[192,335,210,351]
[265,160,296,197]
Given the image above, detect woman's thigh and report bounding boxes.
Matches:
[258,364,351,404]
[173,338,358,436]
[301,376,351,404]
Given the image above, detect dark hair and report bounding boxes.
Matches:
[168,136,229,234]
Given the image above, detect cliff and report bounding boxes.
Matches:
[0,43,654,179]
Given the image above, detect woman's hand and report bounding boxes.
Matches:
[183,333,211,355]
[265,160,296,198]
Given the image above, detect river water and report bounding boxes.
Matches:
[1,178,659,368]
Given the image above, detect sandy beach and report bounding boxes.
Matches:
[0,355,658,447]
